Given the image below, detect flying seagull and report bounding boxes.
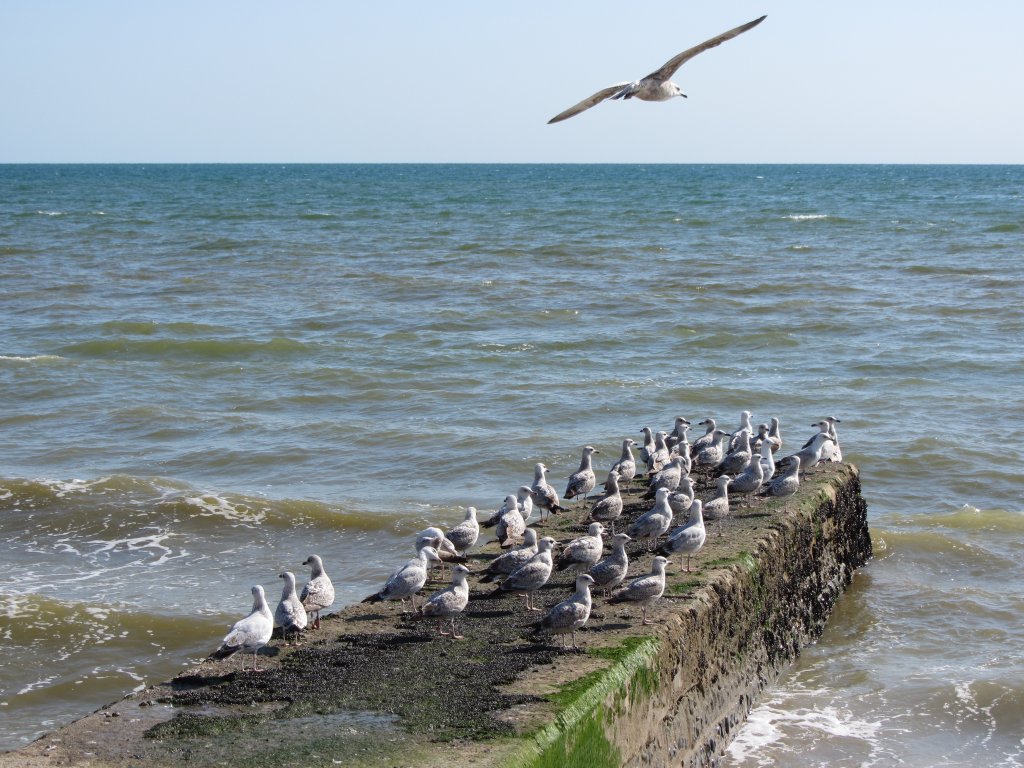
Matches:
[547,15,766,124]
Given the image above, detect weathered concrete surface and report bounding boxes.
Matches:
[3,463,870,768]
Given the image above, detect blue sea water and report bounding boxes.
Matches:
[1,164,1022,764]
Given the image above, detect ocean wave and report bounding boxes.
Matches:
[983,223,1020,233]
[57,336,313,361]
[187,237,261,251]
[0,354,65,364]
[477,342,535,354]
[97,320,228,336]
[885,504,1024,535]
[689,329,801,351]
[0,475,415,536]
[0,592,224,696]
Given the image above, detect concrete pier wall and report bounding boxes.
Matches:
[4,463,871,768]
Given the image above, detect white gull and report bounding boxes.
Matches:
[420,564,471,639]
[531,462,565,521]
[564,445,600,506]
[609,556,669,626]
[491,536,557,611]
[274,571,308,645]
[445,506,480,556]
[589,532,631,596]
[478,528,540,583]
[531,574,595,649]
[627,487,674,550]
[555,521,605,574]
[299,554,335,630]
[548,15,767,124]
[210,585,274,672]
[659,499,706,573]
[609,438,638,486]
[587,471,624,534]
[362,545,441,612]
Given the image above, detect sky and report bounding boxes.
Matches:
[2,1,1023,163]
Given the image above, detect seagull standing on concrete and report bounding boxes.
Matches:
[610,438,638,486]
[589,532,631,596]
[478,528,540,583]
[587,471,624,533]
[787,433,836,475]
[299,555,335,630]
[695,430,731,468]
[659,500,706,573]
[564,446,599,506]
[805,417,843,462]
[627,487,675,550]
[420,564,471,639]
[362,546,442,612]
[555,522,606,574]
[274,571,308,646]
[691,418,718,456]
[548,15,767,124]
[445,507,480,556]
[703,475,732,537]
[490,536,557,611]
[531,574,595,649]
[609,556,669,626]
[531,463,565,521]
[763,455,801,498]
[210,585,274,672]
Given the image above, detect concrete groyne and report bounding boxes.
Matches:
[5,463,870,768]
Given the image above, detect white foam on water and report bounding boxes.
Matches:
[16,676,59,696]
[181,494,267,525]
[0,355,64,363]
[782,213,830,221]
[479,342,534,353]
[33,477,112,498]
[726,691,883,766]
[3,594,33,620]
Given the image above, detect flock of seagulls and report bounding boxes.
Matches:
[212,412,842,667]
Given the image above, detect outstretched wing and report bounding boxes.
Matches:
[645,15,766,82]
[547,82,630,124]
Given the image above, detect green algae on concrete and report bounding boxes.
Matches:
[515,637,661,768]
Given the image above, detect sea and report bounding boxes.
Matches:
[1,164,1022,766]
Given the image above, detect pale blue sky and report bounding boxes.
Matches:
[2,1,1022,163]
